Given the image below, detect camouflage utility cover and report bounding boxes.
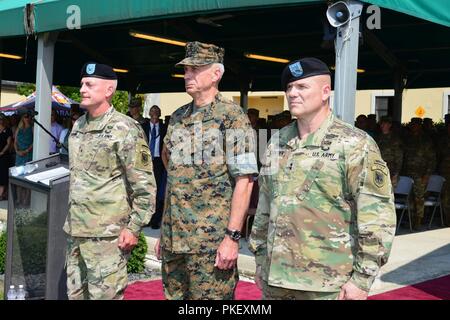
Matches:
[176,41,224,67]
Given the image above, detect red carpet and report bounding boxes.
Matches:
[125,274,450,300]
[368,274,450,300]
[124,280,262,300]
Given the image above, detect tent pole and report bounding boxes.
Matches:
[331,0,363,125]
[33,32,58,161]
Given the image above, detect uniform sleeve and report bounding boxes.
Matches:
[163,118,175,152]
[248,172,270,267]
[118,125,157,236]
[346,137,397,291]
[225,108,258,177]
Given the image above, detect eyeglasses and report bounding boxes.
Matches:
[23,115,30,119]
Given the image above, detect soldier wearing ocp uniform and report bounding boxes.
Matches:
[249,58,396,300]
[401,117,436,229]
[376,116,403,188]
[437,124,450,226]
[64,63,156,299]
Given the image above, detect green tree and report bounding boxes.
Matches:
[127,232,148,273]
[16,83,35,96]
[0,231,6,274]
[58,86,81,103]
[57,85,130,115]
[16,83,130,115]
[112,90,130,115]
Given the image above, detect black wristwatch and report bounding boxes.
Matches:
[225,228,242,241]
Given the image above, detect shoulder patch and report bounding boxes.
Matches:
[135,144,152,172]
[360,151,391,198]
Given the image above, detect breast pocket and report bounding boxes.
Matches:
[81,134,114,173]
[295,159,324,201]
[69,132,100,171]
[295,157,345,213]
[202,119,225,165]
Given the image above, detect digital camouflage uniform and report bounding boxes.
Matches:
[249,113,396,299]
[401,134,436,227]
[161,93,258,300]
[376,132,403,188]
[64,106,156,300]
[437,132,450,226]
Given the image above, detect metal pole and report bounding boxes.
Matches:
[33,32,57,161]
[393,69,405,123]
[331,1,363,125]
[240,81,249,111]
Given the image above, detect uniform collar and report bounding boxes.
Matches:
[78,106,115,132]
[284,112,334,149]
[181,92,222,124]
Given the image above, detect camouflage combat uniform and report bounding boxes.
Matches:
[401,134,436,227]
[376,132,403,188]
[437,132,450,226]
[64,106,156,300]
[161,93,258,300]
[249,113,396,299]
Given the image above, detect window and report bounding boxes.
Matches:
[371,91,394,122]
[443,91,450,119]
[375,96,394,121]
[448,95,450,114]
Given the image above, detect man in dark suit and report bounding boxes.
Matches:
[147,105,167,229]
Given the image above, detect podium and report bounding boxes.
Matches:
[4,154,69,300]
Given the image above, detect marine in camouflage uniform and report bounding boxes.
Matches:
[249,58,396,300]
[376,116,403,188]
[64,63,156,300]
[401,118,436,229]
[160,42,258,300]
[436,125,450,226]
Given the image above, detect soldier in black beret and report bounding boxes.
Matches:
[64,62,156,300]
[249,57,396,300]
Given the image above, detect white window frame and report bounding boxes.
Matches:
[442,90,450,119]
[370,90,394,115]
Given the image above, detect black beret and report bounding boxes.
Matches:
[80,62,117,80]
[281,57,331,91]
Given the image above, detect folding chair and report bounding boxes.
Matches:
[394,176,414,233]
[424,175,446,228]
